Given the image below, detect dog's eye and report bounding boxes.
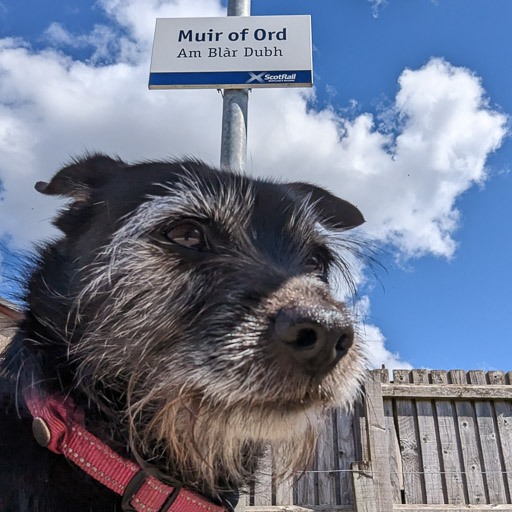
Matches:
[164,222,206,250]
[305,254,327,276]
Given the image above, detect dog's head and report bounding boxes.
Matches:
[29,154,366,494]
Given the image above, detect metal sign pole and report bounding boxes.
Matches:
[220,0,251,172]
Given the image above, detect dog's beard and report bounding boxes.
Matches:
[125,355,364,498]
[131,395,320,497]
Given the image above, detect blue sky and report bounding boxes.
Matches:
[0,0,511,371]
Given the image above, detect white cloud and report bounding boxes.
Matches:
[367,0,438,18]
[367,0,387,18]
[248,59,507,259]
[361,324,413,370]
[355,297,412,371]
[0,0,508,369]
[44,22,120,63]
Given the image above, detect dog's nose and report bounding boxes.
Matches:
[274,308,354,374]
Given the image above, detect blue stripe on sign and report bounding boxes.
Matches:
[149,70,312,87]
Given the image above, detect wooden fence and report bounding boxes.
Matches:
[240,369,512,512]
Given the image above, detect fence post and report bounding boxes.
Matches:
[360,370,394,512]
[352,461,378,512]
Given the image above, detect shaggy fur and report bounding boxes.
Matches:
[0,155,366,511]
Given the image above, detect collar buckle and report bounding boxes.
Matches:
[122,468,183,512]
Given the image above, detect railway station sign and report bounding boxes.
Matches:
[149,15,312,89]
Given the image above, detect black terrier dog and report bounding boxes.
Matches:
[0,155,365,511]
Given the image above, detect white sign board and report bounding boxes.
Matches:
[149,15,312,89]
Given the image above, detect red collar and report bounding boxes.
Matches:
[24,389,228,512]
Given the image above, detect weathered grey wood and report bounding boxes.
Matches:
[383,397,403,504]
[393,506,512,511]
[316,409,337,505]
[294,460,316,505]
[274,449,294,506]
[380,368,390,383]
[365,370,394,511]
[274,478,293,507]
[450,370,486,505]
[394,370,411,384]
[468,370,507,504]
[335,407,357,506]
[430,370,446,385]
[235,491,248,512]
[246,506,355,512]
[412,369,444,504]
[246,506,512,512]
[254,446,273,506]
[488,371,508,385]
[353,400,369,462]
[382,363,404,505]
[491,371,512,503]
[432,370,466,505]
[395,369,425,504]
[381,385,512,400]
[351,461,377,512]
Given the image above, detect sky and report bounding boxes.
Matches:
[0,0,511,372]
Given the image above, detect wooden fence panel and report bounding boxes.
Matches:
[380,369,404,504]
[432,370,467,505]
[244,368,512,512]
[412,369,444,504]
[491,371,512,503]
[294,464,316,506]
[352,461,377,512]
[383,396,403,504]
[394,369,425,504]
[335,407,358,506]
[450,370,487,505]
[317,409,337,505]
[365,370,394,512]
[468,370,507,504]
[254,446,273,506]
[274,444,293,506]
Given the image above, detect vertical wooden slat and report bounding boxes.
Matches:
[488,371,506,385]
[273,446,293,506]
[294,457,316,505]
[353,399,369,462]
[380,368,402,503]
[274,477,293,506]
[316,409,337,505]
[394,369,425,504]
[450,370,486,505]
[383,396,403,504]
[488,371,512,503]
[431,370,466,505]
[412,369,444,504]
[351,461,378,512]
[253,445,273,506]
[235,491,247,512]
[335,406,357,506]
[365,370,393,511]
[468,370,507,504]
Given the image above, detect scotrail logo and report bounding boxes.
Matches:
[247,72,297,84]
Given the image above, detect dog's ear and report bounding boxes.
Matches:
[35,154,125,203]
[286,182,365,230]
